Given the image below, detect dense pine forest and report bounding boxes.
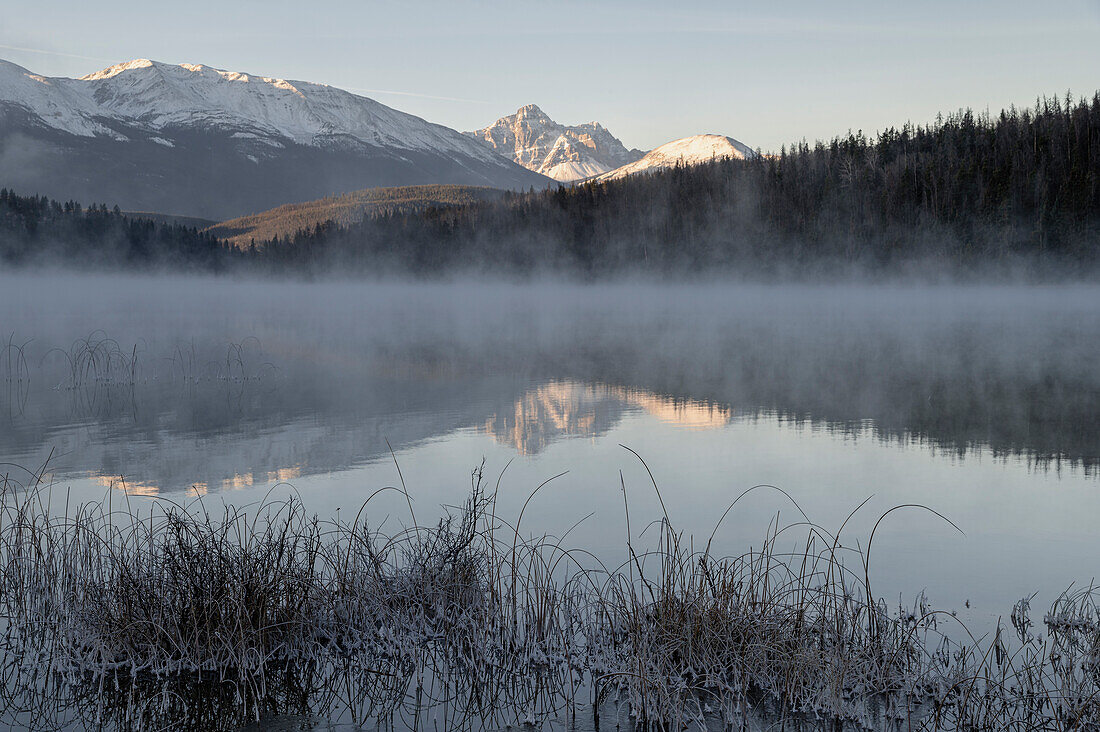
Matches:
[0,190,235,269]
[3,93,1099,276]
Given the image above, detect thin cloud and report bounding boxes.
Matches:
[0,44,114,63]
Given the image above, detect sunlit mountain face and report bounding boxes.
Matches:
[466,104,643,182]
[591,134,756,181]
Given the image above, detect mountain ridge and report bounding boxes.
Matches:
[466,104,643,182]
[0,58,550,219]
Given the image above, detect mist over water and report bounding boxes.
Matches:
[2,271,1099,616]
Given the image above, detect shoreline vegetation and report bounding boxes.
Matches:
[1,460,1098,730]
[0,93,1098,279]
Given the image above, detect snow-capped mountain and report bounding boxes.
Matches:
[0,58,550,219]
[594,134,755,182]
[466,104,643,182]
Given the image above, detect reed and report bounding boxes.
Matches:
[0,463,1097,730]
[24,331,277,388]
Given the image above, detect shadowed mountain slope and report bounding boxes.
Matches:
[0,58,550,219]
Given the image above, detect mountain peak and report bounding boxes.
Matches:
[78,59,298,90]
[593,134,755,182]
[80,58,158,81]
[467,105,643,182]
[516,103,548,117]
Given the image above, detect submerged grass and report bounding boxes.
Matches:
[13,331,277,389]
[0,460,1097,730]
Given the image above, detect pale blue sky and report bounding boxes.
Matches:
[4,1,1100,152]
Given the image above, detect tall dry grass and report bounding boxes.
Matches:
[0,460,1097,730]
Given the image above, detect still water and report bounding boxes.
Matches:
[2,272,1098,622]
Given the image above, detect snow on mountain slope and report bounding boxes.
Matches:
[466,104,643,182]
[0,58,549,219]
[0,59,119,138]
[593,134,755,182]
[2,58,505,160]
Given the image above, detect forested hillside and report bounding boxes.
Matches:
[207,185,506,248]
[257,93,1100,275]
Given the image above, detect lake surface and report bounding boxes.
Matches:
[2,272,1098,623]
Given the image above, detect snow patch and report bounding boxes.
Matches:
[79,59,154,81]
[543,159,612,181]
[593,134,755,182]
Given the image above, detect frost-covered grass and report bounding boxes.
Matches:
[0,464,1098,731]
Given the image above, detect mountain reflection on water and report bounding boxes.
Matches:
[482,381,734,456]
[2,370,742,493]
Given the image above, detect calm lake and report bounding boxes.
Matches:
[2,272,1098,626]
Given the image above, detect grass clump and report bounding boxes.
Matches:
[0,461,1098,730]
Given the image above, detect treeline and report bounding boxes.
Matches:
[0,190,236,270]
[259,92,1100,275]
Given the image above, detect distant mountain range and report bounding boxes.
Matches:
[0,56,758,221]
[465,104,644,182]
[0,58,550,220]
[463,106,756,183]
